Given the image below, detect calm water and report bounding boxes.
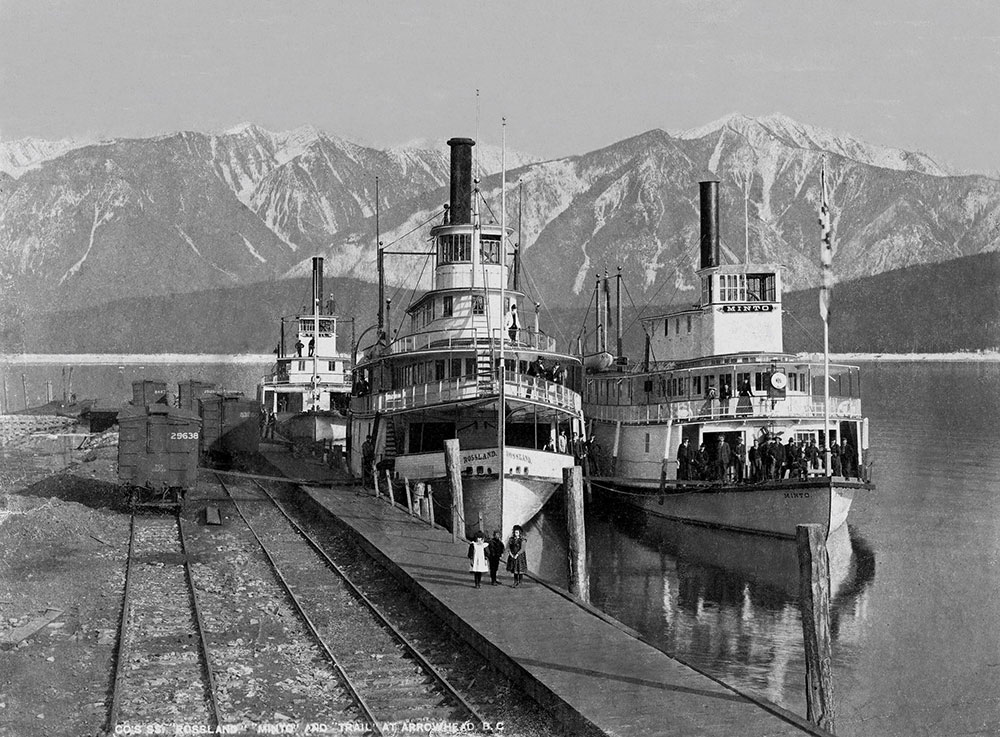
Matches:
[527,361,1000,737]
[4,358,999,735]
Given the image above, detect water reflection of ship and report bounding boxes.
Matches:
[525,495,875,707]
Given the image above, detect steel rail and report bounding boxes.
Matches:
[249,477,489,728]
[175,513,224,731]
[106,512,221,733]
[212,473,384,737]
[105,513,136,734]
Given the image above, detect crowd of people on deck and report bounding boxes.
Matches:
[676,435,858,483]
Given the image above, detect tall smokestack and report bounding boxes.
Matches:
[699,180,720,269]
[311,256,323,315]
[447,137,476,225]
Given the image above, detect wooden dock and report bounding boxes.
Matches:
[258,448,830,737]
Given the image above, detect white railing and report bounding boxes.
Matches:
[585,395,862,425]
[386,326,558,355]
[351,373,581,415]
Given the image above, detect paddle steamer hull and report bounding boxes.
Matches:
[594,475,863,538]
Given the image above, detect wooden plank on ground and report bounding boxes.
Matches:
[0,608,64,648]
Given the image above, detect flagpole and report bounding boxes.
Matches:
[819,160,833,477]
[498,117,507,534]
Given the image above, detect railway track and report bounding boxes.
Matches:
[216,473,490,735]
[107,511,220,733]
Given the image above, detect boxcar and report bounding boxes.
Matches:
[177,380,216,412]
[132,380,168,406]
[118,404,201,504]
[198,392,261,461]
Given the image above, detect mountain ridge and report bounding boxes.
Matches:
[2,114,999,323]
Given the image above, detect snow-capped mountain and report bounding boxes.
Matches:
[0,136,95,178]
[2,115,998,322]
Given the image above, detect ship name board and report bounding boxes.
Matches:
[721,304,774,313]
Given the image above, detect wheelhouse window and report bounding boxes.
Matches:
[719,274,748,302]
[701,276,712,305]
[746,273,776,301]
[437,233,472,263]
[472,295,485,315]
[664,318,669,336]
[480,236,501,264]
[442,295,453,317]
[686,315,692,333]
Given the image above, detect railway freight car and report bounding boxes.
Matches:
[118,403,201,506]
[131,380,168,406]
[198,392,261,463]
[177,380,216,412]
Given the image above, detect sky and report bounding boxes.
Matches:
[1,0,999,173]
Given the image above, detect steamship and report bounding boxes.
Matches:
[349,137,585,540]
[583,181,874,538]
[258,256,353,443]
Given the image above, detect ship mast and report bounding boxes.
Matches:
[498,118,507,527]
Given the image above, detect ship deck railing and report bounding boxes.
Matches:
[586,395,862,425]
[351,372,581,415]
[385,326,559,355]
[260,372,352,390]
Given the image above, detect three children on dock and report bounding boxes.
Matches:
[468,526,527,588]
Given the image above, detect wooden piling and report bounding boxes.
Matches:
[404,477,414,515]
[427,487,435,527]
[796,524,836,733]
[564,466,590,602]
[371,462,380,497]
[384,469,394,505]
[443,438,464,541]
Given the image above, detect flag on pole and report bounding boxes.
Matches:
[818,161,834,322]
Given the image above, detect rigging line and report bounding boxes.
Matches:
[620,251,688,337]
[783,305,823,351]
[575,287,598,345]
[379,207,447,252]
[390,249,434,344]
[519,264,571,347]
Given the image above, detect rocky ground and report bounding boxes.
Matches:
[0,432,128,737]
[0,433,579,737]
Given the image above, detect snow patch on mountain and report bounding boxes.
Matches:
[0,136,94,178]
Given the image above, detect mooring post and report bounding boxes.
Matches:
[371,462,380,497]
[443,438,464,541]
[404,477,414,515]
[796,523,836,733]
[384,469,394,505]
[564,466,590,602]
[427,487,436,527]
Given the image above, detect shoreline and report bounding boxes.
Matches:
[3,352,999,364]
[0,354,274,365]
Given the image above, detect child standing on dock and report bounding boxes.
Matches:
[506,525,527,587]
[487,530,505,585]
[468,531,489,588]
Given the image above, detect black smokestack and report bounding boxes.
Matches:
[312,256,323,315]
[699,180,720,269]
[447,137,476,225]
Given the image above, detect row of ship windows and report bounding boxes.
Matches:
[701,273,777,305]
[290,360,344,373]
[411,294,486,330]
[437,234,502,265]
[588,370,809,403]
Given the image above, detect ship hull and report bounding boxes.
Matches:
[393,446,576,539]
[593,475,863,538]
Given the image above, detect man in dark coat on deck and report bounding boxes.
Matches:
[771,437,785,480]
[839,438,855,479]
[714,436,731,482]
[733,437,746,483]
[676,437,691,480]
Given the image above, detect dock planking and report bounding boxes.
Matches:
[260,449,830,737]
